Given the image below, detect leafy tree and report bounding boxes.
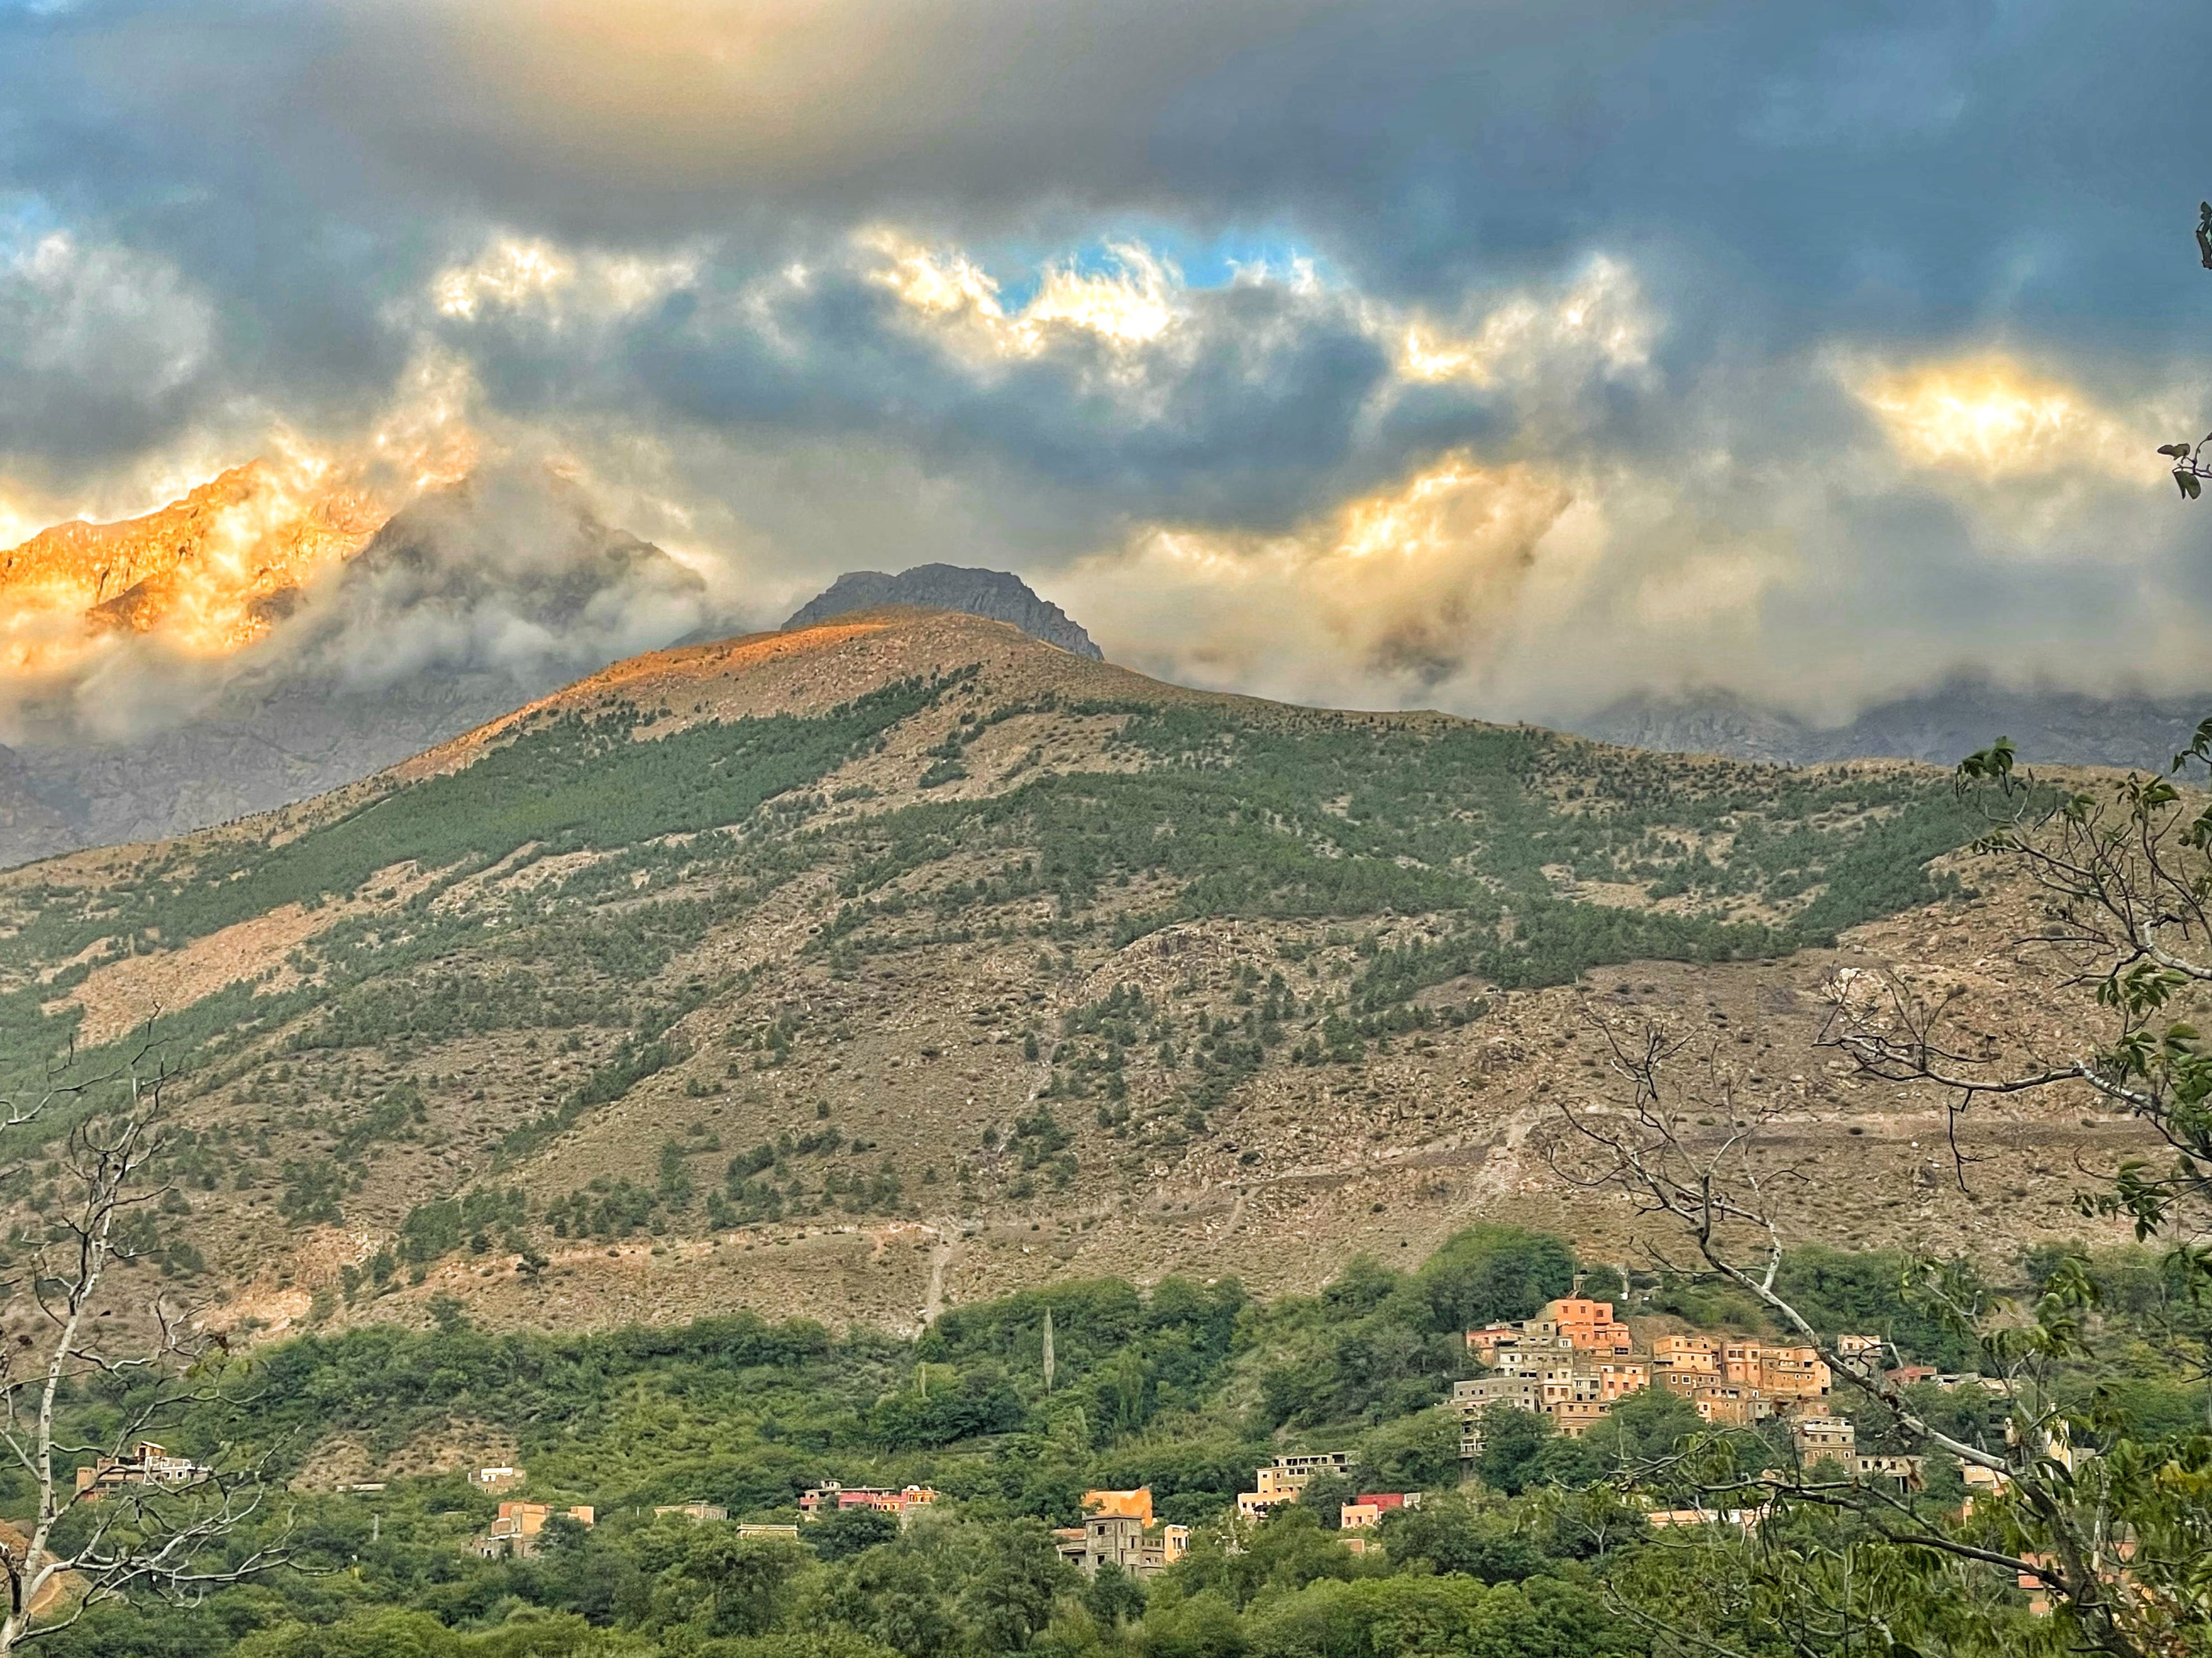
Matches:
[1131,1590,1246,1658]
[1239,1572,1638,1658]
[1377,1494,1553,1585]
[1401,1226,1580,1335]
[1169,1507,1364,1614]
[230,1609,469,1657]
[811,1507,904,1564]
[957,1521,1076,1654]
[830,1545,958,1657]
[1578,1387,1708,1473]
[1775,1245,1982,1370]
[1294,1472,1358,1529]
[1081,1560,1148,1630]
[685,1532,811,1637]
[1473,1407,1557,1498]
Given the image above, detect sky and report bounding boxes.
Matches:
[1,0,2210,726]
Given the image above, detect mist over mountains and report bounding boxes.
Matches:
[0,478,1131,868]
[0,471,719,865]
[1572,683,2212,771]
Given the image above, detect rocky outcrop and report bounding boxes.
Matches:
[784,565,1102,659]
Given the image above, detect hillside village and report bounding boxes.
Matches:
[102,1280,2020,1578]
[1452,1288,2010,1489]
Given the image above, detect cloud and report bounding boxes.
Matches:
[426,235,700,326]
[12,453,717,748]
[1054,452,1577,708]
[0,0,2209,735]
[0,228,216,465]
[1397,256,1657,396]
[273,460,713,694]
[1847,353,2142,483]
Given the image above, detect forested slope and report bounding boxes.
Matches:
[0,609,2050,1337]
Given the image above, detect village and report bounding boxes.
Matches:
[421,1469,1419,1573]
[51,1285,2062,1635]
[68,1291,2004,1567]
[1452,1290,2012,1495]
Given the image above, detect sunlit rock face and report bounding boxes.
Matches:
[0,462,398,673]
[784,564,1102,659]
[0,467,717,868]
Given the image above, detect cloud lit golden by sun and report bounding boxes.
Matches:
[1849,354,2140,481]
[0,360,480,674]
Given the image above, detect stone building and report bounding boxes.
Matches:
[1054,1511,1191,1576]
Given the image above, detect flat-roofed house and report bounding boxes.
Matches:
[1056,1512,1192,1576]
[1759,1345,1832,1399]
[1538,1297,1635,1357]
[1792,1417,1857,1462]
[473,1502,595,1559]
[76,1442,212,1499]
[798,1484,940,1521]
[1453,1375,1543,1458]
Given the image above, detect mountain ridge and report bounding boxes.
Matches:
[784,564,1103,659]
[1574,680,2212,770]
[0,480,716,868]
[0,609,2145,1348]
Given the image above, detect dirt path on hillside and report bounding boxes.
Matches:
[923,1229,967,1325]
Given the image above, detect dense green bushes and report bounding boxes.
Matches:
[1255,1228,1576,1430]
[36,1228,2209,1658]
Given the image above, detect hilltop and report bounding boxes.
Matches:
[784,564,1103,659]
[0,609,2147,1347]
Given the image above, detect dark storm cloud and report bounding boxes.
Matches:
[0,223,217,470]
[12,2,2207,331]
[548,263,1417,533]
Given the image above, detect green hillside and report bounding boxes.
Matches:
[43,1227,2197,1658]
[0,666,1972,1087]
[0,617,1990,1299]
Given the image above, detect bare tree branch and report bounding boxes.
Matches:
[0,1027,289,1650]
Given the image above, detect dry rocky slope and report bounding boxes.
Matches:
[0,609,2153,1347]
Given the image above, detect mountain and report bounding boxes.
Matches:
[0,476,715,866]
[784,564,1102,658]
[1576,682,2212,770]
[0,460,386,669]
[0,608,2139,1346]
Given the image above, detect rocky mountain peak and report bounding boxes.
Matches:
[783,564,1102,659]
